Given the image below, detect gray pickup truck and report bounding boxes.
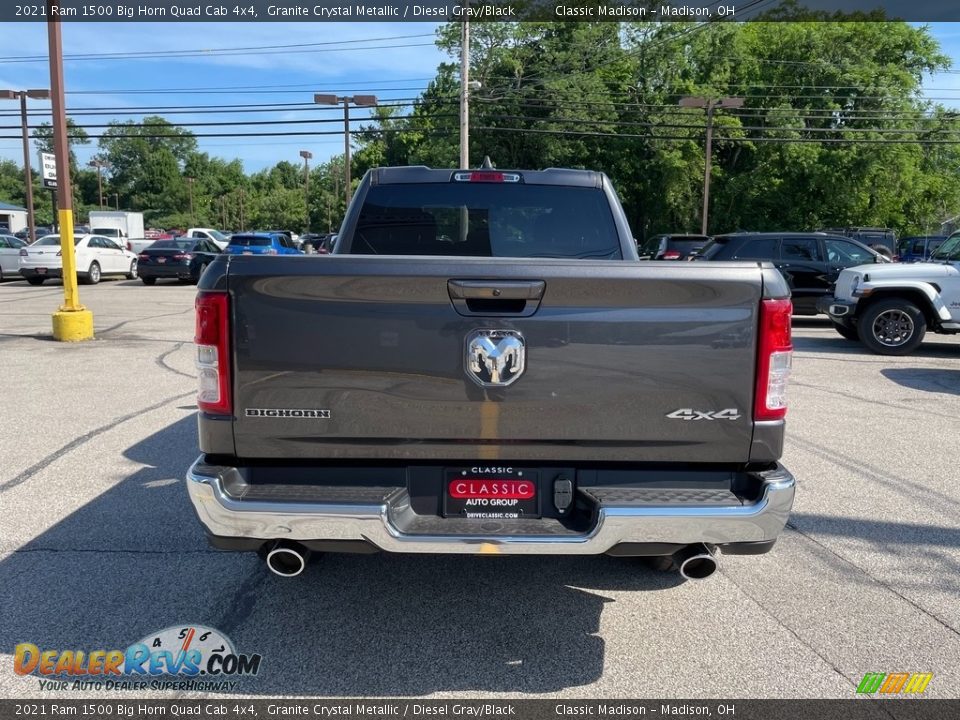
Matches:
[186,167,796,581]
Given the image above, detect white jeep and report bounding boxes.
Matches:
[817,232,960,355]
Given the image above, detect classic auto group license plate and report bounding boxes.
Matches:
[444,469,540,519]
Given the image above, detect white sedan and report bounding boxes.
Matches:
[19,234,139,286]
[0,234,28,282]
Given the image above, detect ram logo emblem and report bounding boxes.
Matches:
[466,330,526,387]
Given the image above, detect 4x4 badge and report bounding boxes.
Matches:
[666,408,741,421]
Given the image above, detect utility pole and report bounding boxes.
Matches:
[458,12,482,170]
[46,5,92,341]
[314,93,377,208]
[87,158,110,209]
[679,96,744,235]
[0,88,50,244]
[112,193,119,210]
[299,149,312,233]
[185,176,195,225]
[460,17,470,169]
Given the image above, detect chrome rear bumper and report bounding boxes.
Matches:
[185,457,795,555]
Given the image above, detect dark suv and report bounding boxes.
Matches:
[897,235,948,263]
[638,234,710,260]
[695,232,884,315]
[818,227,898,259]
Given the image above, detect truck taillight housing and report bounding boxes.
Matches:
[755,298,793,421]
[195,291,231,415]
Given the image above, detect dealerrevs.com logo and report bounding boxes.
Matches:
[14,625,262,692]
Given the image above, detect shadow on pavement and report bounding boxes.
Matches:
[880,368,960,395]
[791,512,960,550]
[1,415,683,696]
[792,334,960,359]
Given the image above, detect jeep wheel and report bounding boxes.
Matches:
[860,299,926,356]
[833,323,859,341]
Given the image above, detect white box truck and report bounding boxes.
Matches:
[88,211,145,250]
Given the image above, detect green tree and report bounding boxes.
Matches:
[97,116,198,223]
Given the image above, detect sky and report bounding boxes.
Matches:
[1,20,959,178]
[0,21,449,174]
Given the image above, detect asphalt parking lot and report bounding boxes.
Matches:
[1,276,959,700]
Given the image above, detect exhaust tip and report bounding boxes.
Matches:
[265,545,308,577]
[674,543,719,581]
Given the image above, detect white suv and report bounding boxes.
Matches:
[818,232,960,355]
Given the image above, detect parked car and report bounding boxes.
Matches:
[15,227,52,243]
[138,237,221,285]
[638,234,710,260]
[186,228,231,250]
[819,227,898,260]
[18,234,139,285]
[300,232,338,253]
[817,231,960,353]
[897,235,948,263]
[224,233,303,256]
[0,234,28,281]
[694,232,885,315]
[126,237,163,255]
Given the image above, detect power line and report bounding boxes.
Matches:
[64,78,435,95]
[0,33,437,63]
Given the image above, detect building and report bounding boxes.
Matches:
[0,201,28,233]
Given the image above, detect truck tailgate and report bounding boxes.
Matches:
[227,256,765,463]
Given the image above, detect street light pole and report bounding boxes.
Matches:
[0,89,51,245]
[88,158,109,209]
[299,149,312,233]
[314,93,377,208]
[679,96,744,235]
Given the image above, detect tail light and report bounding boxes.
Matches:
[662,250,682,260]
[754,298,793,421]
[138,253,149,261]
[126,241,132,251]
[195,291,231,415]
[174,253,194,261]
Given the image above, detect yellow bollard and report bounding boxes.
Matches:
[51,209,94,342]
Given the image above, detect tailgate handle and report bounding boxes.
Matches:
[447,280,545,317]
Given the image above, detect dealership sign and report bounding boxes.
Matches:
[39,152,56,189]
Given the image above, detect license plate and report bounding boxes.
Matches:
[36,267,47,274]
[443,469,539,519]
[242,250,253,255]
[157,257,166,263]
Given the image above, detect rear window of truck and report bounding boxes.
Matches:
[351,184,622,259]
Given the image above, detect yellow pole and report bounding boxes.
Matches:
[47,5,93,341]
